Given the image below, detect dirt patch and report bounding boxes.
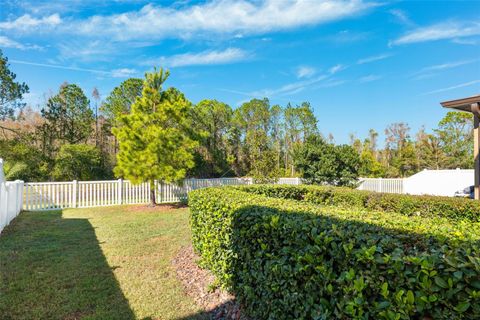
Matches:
[125,203,188,213]
[172,245,249,320]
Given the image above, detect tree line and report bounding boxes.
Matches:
[0,49,473,185]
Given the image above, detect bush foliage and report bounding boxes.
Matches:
[237,184,480,222]
[189,186,480,319]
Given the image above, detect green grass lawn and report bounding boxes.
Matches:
[0,205,207,320]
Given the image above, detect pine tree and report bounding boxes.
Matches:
[113,68,197,205]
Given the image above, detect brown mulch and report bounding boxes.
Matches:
[172,245,250,320]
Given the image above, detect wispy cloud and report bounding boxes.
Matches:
[359,74,382,83]
[296,66,316,79]
[389,9,414,26]
[452,38,479,45]
[416,60,476,74]
[57,40,118,62]
[392,21,480,45]
[251,74,330,97]
[324,29,370,43]
[0,36,41,50]
[0,13,61,31]
[412,59,478,80]
[329,64,346,74]
[422,79,480,95]
[314,79,348,88]
[251,62,348,97]
[145,48,249,67]
[357,53,391,65]
[0,1,378,41]
[9,59,136,78]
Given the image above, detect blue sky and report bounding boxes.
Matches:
[1,0,479,144]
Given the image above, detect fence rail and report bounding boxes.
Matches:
[21,176,406,212]
[357,178,405,194]
[23,178,253,211]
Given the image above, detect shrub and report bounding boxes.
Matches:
[292,135,360,187]
[189,186,480,319]
[52,144,105,181]
[236,184,480,222]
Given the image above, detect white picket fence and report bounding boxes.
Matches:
[23,178,253,211]
[357,178,405,194]
[25,176,410,211]
[0,160,24,234]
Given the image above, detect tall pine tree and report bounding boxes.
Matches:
[113,68,197,205]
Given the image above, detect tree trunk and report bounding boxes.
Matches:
[149,179,156,206]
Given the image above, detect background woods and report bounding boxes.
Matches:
[0,49,474,183]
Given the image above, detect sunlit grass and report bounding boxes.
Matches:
[0,205,206,320]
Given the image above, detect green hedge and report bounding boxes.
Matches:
[234,184,480,222]
[189,186,480,319]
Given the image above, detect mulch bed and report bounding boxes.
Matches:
[172,245,250,320]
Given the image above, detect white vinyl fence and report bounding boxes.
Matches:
[0,160,24,234]
[23,177,253,211]
[277,177,302,185]
[357,178,405,194]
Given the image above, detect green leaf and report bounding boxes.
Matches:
[434,276,448,289]
[406,290,414,304]
[454,302,470,313]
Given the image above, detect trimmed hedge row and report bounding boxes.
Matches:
[189,186,480,320]
[234,184,480,222]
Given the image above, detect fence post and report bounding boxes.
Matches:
[72,180,78,208]
[117,179,123,205]
[16,180,23,214]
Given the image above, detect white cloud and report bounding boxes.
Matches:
[392,21,480,45]
[111,68,138,78]
[422,79,480,95]
[296,66,316,79]
[357,53,391,64]
[1,1,377,40]
[359,74,382,83]
[0,36,41,50]
[146,48,249,67]
[0,13,61,31]
[329,64,346,74]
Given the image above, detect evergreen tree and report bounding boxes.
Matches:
[101,78,143,121]
[40,83,94,161]
[41,83,94,144]
[190,99,232,177]
[0,49,29,120]
[113,68,197,205]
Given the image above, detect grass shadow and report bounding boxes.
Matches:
[0,210,136,319]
